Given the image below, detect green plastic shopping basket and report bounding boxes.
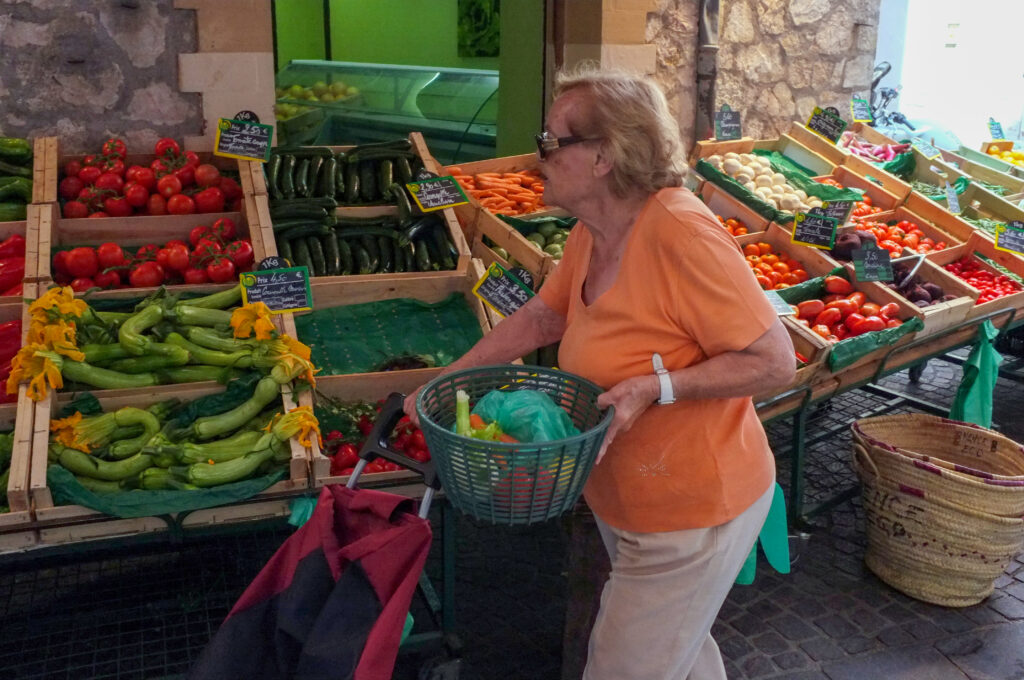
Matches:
[416,365,612,525]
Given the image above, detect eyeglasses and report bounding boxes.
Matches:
[535,131,599,160]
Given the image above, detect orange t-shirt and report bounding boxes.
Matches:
[538,187,777,532]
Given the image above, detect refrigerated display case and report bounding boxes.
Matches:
[275,60,498,163]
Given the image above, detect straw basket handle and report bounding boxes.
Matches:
[852,442,881,481]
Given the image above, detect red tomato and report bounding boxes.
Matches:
[59,176,84,201]
[878,302,901,319]
[205,257,236,283]
[146,193,167,216]
[173,164,195,188]
[166,193,196,215]
[825,299,859,318]
[846,291,867,306]
[157,175,182,199]
[163,243,191,272]
[859,302,881,317]
[65,247,99,278]
[93,270,122,289]
[193,186,225,213]
[64,160,83,177]
[69,277,95,292]
[96,243,125,269]
[833,324,850,341]
[796,299,825,321]
[82,154,98,167]
[850,316,886,336]
[219,176,242,201]
[133,167,156,192]
[844,312,866,331]
[53,250,70,276]
[94,172,124,193]
[183,267,209,284]
[194,164,221,188]
[814,308,842,328]
[101,158,125,177]
[811,324,832,339]
[183,150,201,168]
[135,244,160,261]
[189,225,211,247]
[123,182,149,208]
[154,138,180,157]
[211,217,236,241]
[102,196,133,218]
[129,261,165,288]
[62,200,89,219]
[886,319,902,328]
[77,186,105,211]
[824,275,854,295]
[165,239,188,250]
[150,158,170,176]
[87,211,110,218]
[225,240,254,271]
[78,165,102,185]
[101,138,127,158]
[822,294,844,304]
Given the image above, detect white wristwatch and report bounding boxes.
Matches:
[652,353,675,405]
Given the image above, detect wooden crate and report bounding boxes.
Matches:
[698,181,770,235]
[927,232,1024,323]
[35,200,267,289]
[237,159,269,198]
[30,378,310,544]
[916,184,1024,238]
[30,136,59,205]
[841,155,912,202]
[865,204,971,254]
[938,151,1024,197]
[754,318,831,403]
[957,143,1024,180]
[734,223,843,278]
[785,123,848,166]
[814,165,902,217]
[689,134,837,178]
[858,257,977,338]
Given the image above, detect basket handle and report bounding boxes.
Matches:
[351,392,441,492]
[852,442,880,481]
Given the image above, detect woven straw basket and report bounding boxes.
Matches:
[852,414,1024,607]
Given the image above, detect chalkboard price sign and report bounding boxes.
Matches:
[240,266,312,313]
[765,289,796,316]
[406,176,469,212]
[214,118,273,162]
[805,106,848,144]
[850,98,873,123]
[989,117,1006,140]
[257,256,288,270]
[792,211,838,249]
[994,221,1024,257]
[852,243,894,282]
[819,200,855,225]
[911,138,941,160]
[714,105,743,141]
[944,181,961,214]
[472,262,534,318]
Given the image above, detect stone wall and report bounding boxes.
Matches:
[0,0,202,154]
[648,0,700,152]
[715,0,881,139]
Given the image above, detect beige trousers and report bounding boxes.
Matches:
[583,485,774,680]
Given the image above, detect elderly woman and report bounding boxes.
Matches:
[406,67,794,679]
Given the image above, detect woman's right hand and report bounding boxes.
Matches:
[403,387,422,428]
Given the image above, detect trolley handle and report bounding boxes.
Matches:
[349,392,441,493]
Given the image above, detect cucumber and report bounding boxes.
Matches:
[320,157,337,198]
[378,159,393,192]
[335,225,408,242]
[291,237,313,273]
[413,237,433,272]
[337,236,354,274]
[359,161,378,202]
[266,154,283,201]
[280,154,296,199]
[272,146,334,158]
[344,163,360,204]
[390,182,414,226]
[278,223,331,242]
[323,231,341,275]
[396,156,414,184]
[308,156,324,198]
[336,215,400,228]
[360,235,379,272]
[353,244,372,274]
[277,238,293,265]
[377,236,394,273]
[269,205,328,220]
[295,157,311,198]
[305,235,326,276]
[271,217,321,234]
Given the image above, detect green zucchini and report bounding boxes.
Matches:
[360,235,380,272]
[272,146,334,158]
[308,156,324,198]
[277,238,293,265]
[295,157,311,198]
[272,217,322,235]
[320,157,337,198]
[306,235,326,276]
[349,139,413,154]
[280,154,296,199]
[335,215,399,228]
[267,196,338,209]
[413,238,432,271]
[335,225,409,242]
[396,156,414,184]
[269,205,328,220]
[278,223,331,242]
[401,241,416,273]
[359,161,378,202]
[335,160,346,200]
[291,237,313,272]
[353,244,372,274]
[337,236,354,274]
[378,159,393,192]
[344,163,360,204]
[429,223,456,270]
[323,231,341,276]
[266,154,283,201]
[390,183,414,226]
[377,236,394,273]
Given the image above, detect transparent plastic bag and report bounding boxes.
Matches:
[472,389,580,443]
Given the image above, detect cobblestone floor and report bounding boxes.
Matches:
[1,352,1024,679]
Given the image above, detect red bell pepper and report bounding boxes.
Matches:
[0,234,25,259]
[0,320,21,365]
[0,257,25,293]
[1,284,21,297]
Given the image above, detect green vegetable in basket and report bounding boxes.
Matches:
[454,390,518,442]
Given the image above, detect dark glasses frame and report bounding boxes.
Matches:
[535,131,599,160]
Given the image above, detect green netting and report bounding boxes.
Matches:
[295,292,484,375]
[46,465,287,519]
[880,148,915,180]
[777,267,924,372]
[751,150,864,201]
[696,159,793,225]
[911,176,970,201]
[497,214,578,236]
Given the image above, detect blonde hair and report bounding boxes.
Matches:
[553,65,687,198]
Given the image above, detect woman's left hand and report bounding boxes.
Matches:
[595,375,659,464]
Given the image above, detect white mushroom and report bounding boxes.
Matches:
[744,181,757,192]
[723,151,741,161]
[722,158,743,176]
[755,175,773,188]
[707,154,723,166]
[778,195,801,211]
[795,189,808,201]
[735,170,754,185]
[739,153,755,165]
[771,173,788,185]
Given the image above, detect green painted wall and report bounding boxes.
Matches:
[274,0,327,70]
[328,0,499,70]
[496,0,544,156]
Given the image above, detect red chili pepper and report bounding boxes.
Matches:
[794,351,810,364]
[0,234,26,259]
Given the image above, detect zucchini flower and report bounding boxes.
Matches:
[27,320,82,357]
[8,344,66,400]
[264,405,323,448]
[50,412,84,451]
[231,302,277,341]
[50,407,159,455]
[29,287,88,327]
[256,335,319,386]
